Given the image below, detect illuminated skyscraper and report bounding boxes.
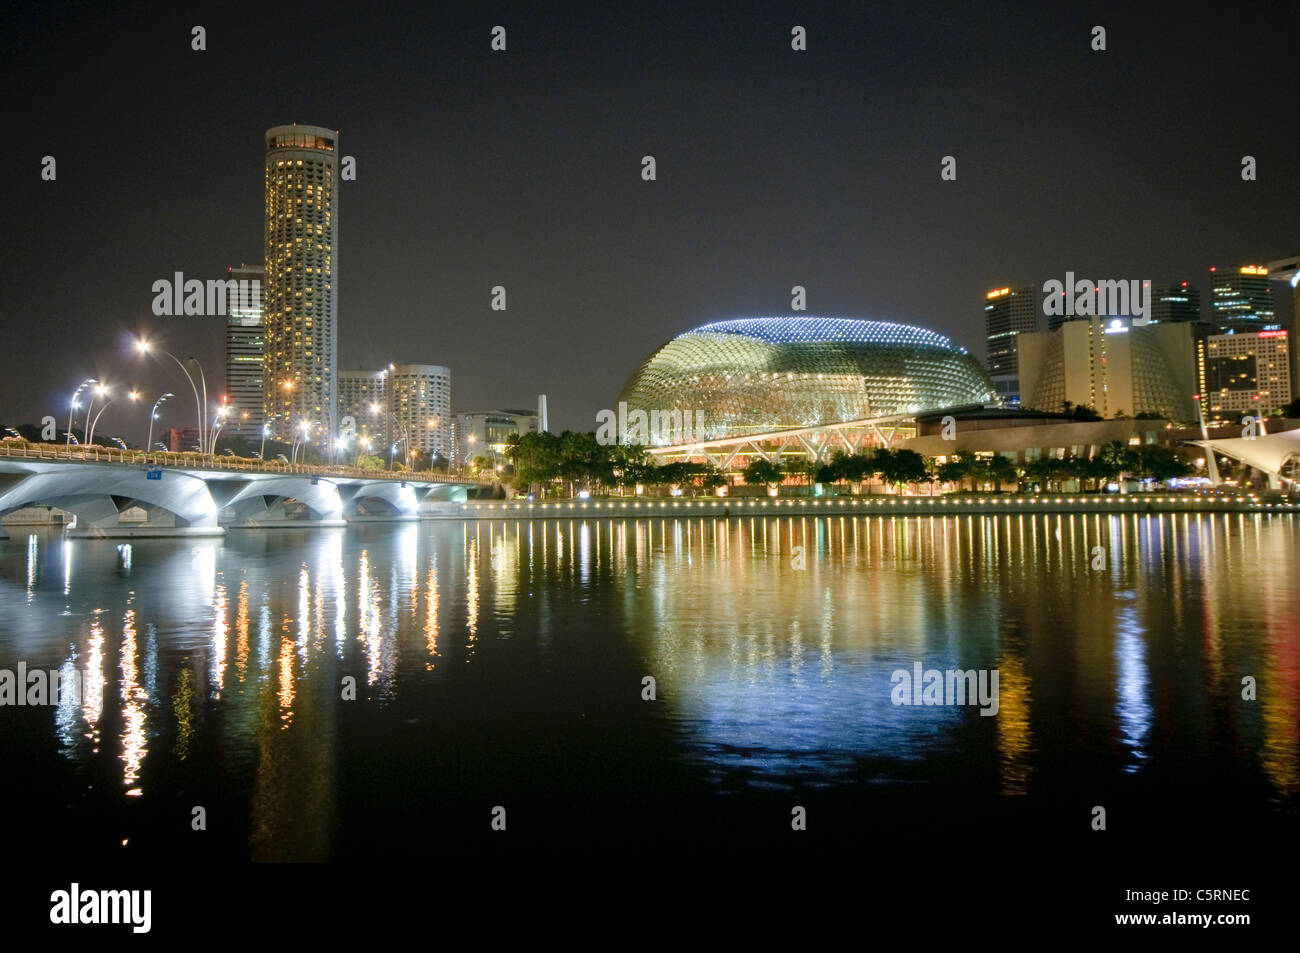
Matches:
[338,369,388,449]
[389,364,452,461]
[1196,330,1292,420]
[1210,265,1275,334]
[1018,319,1197,421]
[223,263,264,438]
[262,124,338,447]
[984,285,1038,406]
[1150,281,1200,324]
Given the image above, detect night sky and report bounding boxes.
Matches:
[2,0,1296,440]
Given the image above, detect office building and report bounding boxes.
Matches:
[338,369,388,451]
[1018,318,1197,422]
[223,263,264,438]
[984,285,1038,405]
[1266,255,1300,400]
[1196,329,1292,420]
[1150,281,1200,324]
[1209,265,1276,334]
[262,124,339,446]
[455,410,539,467]
[389,364,451,460]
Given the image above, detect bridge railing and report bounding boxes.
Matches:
[0,441,488,484]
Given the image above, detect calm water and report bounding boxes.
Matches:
[1,513,1297,861]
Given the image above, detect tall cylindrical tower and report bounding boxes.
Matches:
[263,124,338,449]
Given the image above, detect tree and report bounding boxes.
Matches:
[983,454,1018,492]
[698,468,727,492]
[1136,445,1193,483]
[876,448,928,493]
[742,458,784,488]
[1094,440,1139,489]
[815,454,844,485]
[1283,398,1300,418]
[1022,457,1056,491]
[936,451,980,491]
[782,457,817,486]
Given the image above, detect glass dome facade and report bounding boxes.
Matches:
[616,316,996,441]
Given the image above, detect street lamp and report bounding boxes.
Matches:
[136,339,206,454]
[87,390,139,447]
[292,419,312,464]
[66,378,98,445]
[389,435,409,470]
[82,383,108,446]
[209,405,228,453]
[146,392,174,456]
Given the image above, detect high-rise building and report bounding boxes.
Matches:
[224,263,264,439]
[1018,318,1197,422]
[338,369,388,450]
[1150,281,1200,324]
[1265,255,1300,401]
[984,284,1038,406]
[454,410,539,468]
[1196,329,1292,421]
[262,124,339,447]
[389,364,451,461]
[1209,265,1276,335]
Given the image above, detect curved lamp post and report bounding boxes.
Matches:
[208,405,228,456]
[291,419,312,464]
[81,383,109,446]
[389,435,410,470]
[87,390,138,447]
[136,340,206,454]
[66,378,98,445]
[146,392,174,456]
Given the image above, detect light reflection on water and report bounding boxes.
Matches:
[0,512,1296,856]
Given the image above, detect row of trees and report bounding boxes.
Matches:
[934,443,1193,491]
[506,431,726,495]
[505,432,1197,497]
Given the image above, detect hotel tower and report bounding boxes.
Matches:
[262,124,339,448]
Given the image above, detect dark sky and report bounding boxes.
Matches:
[2,0,1297,441]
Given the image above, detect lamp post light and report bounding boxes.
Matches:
[190,358,209,454]
[136,339,206,454]
[292,420,312,464]
[82,383,108,446]
[258,413,283,461]
[66,378,98,445]
[389,435,409,470]
[88,390,139,447]
[146,392,174,457]
[209,406,228,455]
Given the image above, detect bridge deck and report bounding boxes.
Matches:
[0,443,490,485]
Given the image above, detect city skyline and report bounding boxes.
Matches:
[3,1,1297,929]
[2,1,1297,439]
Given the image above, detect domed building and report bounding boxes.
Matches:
[616,317,996,443]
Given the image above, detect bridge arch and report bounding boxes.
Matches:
[0,466,220,537]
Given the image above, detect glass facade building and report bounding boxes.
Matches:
[616,316,996,441]
[223,264,264,438]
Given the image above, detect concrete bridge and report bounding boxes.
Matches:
[0,445,489,539]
